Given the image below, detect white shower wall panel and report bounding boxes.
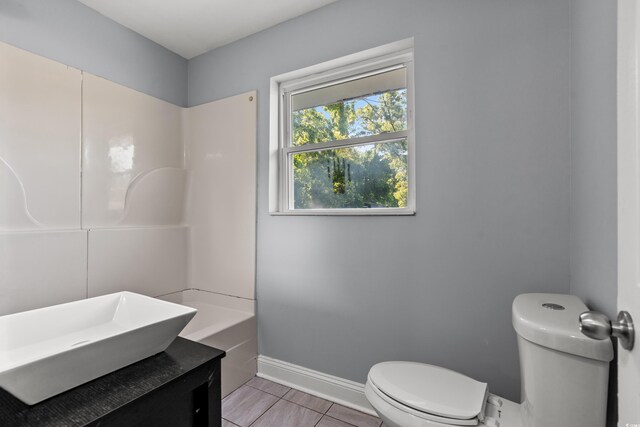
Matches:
[81,73,186,229]
[0,231,87,316]
[0,42,81,231]
[185,92,257,300]
[87,227,188,298]
[0,42,257,317]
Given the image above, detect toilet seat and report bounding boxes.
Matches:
[366,378,480,425]
[367,362,489,426]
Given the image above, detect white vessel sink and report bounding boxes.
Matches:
[0,292,197,405]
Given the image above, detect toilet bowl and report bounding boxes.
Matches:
[365,294,614,427]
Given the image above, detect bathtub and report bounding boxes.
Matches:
[160,289,256,397]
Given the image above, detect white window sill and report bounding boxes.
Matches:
[269,209,416,216]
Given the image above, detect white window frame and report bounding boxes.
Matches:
[269,39,415,215]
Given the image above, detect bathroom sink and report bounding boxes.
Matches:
[0,292,197,405]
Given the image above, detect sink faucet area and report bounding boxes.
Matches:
[0,292,196,405]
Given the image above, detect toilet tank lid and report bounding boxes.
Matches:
[512,293,613,362]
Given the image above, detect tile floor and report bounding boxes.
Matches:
[222,376,385,427]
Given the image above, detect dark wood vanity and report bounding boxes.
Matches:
[0,337,225,426]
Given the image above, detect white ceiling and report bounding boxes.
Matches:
[77,0,338,59]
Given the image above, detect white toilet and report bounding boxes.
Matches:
[364,293,613,427]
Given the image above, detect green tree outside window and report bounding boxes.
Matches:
[292,88,408,209]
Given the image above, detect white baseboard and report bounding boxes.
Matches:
[257,355,376,416]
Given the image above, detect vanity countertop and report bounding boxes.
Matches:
[0,337,225,426]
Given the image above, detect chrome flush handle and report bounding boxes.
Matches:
[579,310,635,350]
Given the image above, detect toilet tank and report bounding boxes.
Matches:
[512,294,613,427]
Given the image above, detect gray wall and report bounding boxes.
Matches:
[0,0,187,106]
[570,0,617,318]
[190,0,572,401]
[570,2,618,425]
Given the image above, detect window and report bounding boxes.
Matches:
[271,43,415,215]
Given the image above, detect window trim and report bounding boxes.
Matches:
[269,39,416,215]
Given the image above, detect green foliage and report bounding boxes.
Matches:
[292,89,408,209]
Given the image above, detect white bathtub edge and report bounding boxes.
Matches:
[157,289,255,314]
